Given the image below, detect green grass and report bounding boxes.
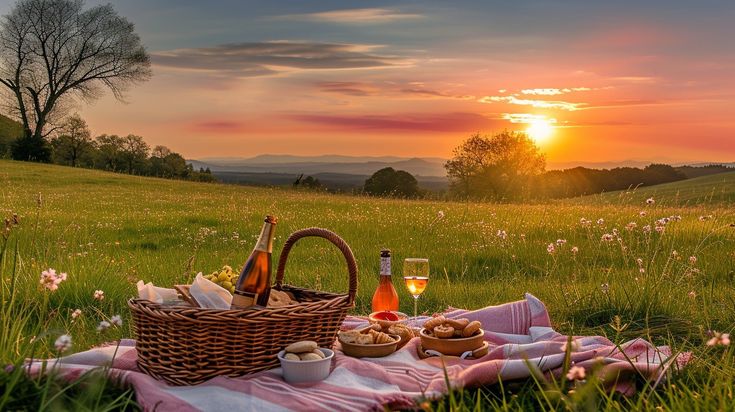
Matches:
[569,171,735,207]
[1,159,734,411]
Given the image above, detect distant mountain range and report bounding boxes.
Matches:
[190,155,448,177]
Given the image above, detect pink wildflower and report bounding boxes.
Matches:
[547,243,555,254]
[40,268,67,291]
[707,332,731,347]
[566,365,586,381]
[71,309,82,319]
[93,290,105,301]
[646,197,655,205]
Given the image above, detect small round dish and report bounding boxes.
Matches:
[419,328,485,356]
[368,311,409,329]
[278,348,334,383]
[338,334,401,358]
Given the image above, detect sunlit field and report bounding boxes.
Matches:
[2,160,734,410]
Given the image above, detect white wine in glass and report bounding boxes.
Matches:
[403,258,429,319]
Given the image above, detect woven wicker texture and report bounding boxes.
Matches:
[128,227,357,385]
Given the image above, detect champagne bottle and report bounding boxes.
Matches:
[371,249,399,312]
[231,216,277,309]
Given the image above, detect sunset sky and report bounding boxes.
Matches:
[3,0,734,164]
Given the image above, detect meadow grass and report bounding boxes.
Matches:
[1,159,734,410]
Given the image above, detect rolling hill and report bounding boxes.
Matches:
[570,171,735,207]
[0,114,22,156]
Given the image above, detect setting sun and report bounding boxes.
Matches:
[526,119,554,144]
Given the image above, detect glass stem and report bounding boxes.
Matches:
[413,296,418,319]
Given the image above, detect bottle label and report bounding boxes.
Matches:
[231,289,258,308]
[380,257,391,276]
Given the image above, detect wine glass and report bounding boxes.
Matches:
[403,258,429,320]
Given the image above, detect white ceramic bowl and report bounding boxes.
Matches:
[278,348,334,384]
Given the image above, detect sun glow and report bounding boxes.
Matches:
[526,119,554,144]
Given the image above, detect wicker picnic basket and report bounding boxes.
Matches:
[128,227,358,385]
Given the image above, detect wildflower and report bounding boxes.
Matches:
[437,211,445,219]
[689,256,697,265]
[40,268,67,291]
[110,315,123,326]
[71,309,82,319]
[97,320,111,332]
[706,332,731,347]
[655,225,665,233]
[596,218,605,225]
[625,222,637,231]
[688,291,697,299]
[646,197,655,205]
[547,243,555,254]
[642,225,652,234]
[639,211,647,217]
[670,215,682,222]
[571,246,579,254]
[636,258,644,266]
[580,218,591,226]
[699,215,712,221]
[556,239,566,246]
[600,283,609,294]
[54,334,72,352]
[601,233,614,242]
[93,290,105,301]
[566,365,586,381]
[496,230,508,240]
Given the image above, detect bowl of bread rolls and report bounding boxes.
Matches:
[419,316,484,356]
[278,340,334,383]
[338,327,402,358]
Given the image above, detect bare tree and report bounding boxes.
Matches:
[0,0,151,160]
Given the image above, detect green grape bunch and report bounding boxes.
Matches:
[204,265,239,294]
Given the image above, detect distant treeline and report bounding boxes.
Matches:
[534,164,686,198]
[1,114,216,182]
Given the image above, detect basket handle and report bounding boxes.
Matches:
[274,227,358,304]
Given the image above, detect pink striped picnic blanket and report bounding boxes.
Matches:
[28,294,687,411]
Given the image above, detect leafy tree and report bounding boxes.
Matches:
[10,133,50,161]
[364,167,419,197]
[119,134,149,174]
[302,175,323,189]
[150,145,187,178]
[0,0,151,161]
[94,134,124,171]
[445,131,545,199]
[50,114,95,167]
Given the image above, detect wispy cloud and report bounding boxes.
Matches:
[502,113,557,124]
[286,112,501,132]
[318,82,376,96]
[275,8,423,24]
[316,81,474,100]
[521,87,592,95]
[151,41,409,77]
[478,95,584,111]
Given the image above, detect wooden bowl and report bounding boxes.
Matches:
[368,311,409,329]
[338,334,401,358]
[419,328,485,356]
